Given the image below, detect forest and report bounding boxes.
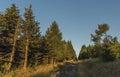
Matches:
[0,4,76,73]
[1,3,120,77]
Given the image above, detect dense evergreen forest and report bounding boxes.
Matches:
[78,24,120,61]
[0,4,76,72]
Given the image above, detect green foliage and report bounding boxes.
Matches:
[21,4,41,68]
[0,4,77,73]
[0,4,21,71]
[79,52,89,60]
[102,39,120,61]
[66,41,76,60]
[45,21,76,63]
[110,42,120,59]
[78,45,87,59]
[45,21,63,63]
[90,24,120,61]
[91,24,109,58]
[87,45,95,58]
[79,24,120,62]
[0,4,77,75]
[95,24,109,36]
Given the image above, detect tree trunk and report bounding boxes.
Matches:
[23,37,29,70]
[7,21,19,71]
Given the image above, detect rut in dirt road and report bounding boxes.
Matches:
[51,63,77,77]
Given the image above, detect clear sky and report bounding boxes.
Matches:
[0,0,120,57]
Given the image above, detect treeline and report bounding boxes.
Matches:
[78,24,120,61]
[0,4,76,72]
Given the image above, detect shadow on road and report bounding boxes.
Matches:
[51,62,77,77]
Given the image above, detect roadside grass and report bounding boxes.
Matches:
[76,59,120,77]
[31,62,69,77]
[0,64,56,77]
[30,72,51,77]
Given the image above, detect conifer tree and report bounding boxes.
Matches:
[39,36,50,64]
[91,24,110,57]
[21,4,40,69]
[0,4,21,71]
[66,41,76,60]
[78,45,89,60]
[45,21,63,64]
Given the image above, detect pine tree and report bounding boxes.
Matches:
[91,24,110,57]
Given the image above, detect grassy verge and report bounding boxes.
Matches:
[30,72,51,77]
[76,59,120,77]
[0,64,57,77]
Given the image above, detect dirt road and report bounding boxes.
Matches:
[52,62,77,77]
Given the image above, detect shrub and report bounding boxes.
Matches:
[101,50,116,62]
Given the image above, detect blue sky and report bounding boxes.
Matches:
[0,0,120,57]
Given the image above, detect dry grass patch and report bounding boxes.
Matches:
[77,59,120,77]
[0,64,57,77]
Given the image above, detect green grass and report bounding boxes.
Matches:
[76,59,120,77]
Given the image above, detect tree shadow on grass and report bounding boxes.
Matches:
[30,62,77,77]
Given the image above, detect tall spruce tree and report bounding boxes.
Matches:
[66,41,76,60]
[39,36,50,64]
[45,21,63,64]
[20,4,40,69]
[78,45,89,60]
[0,4,21,71]
[0,12,5,71]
